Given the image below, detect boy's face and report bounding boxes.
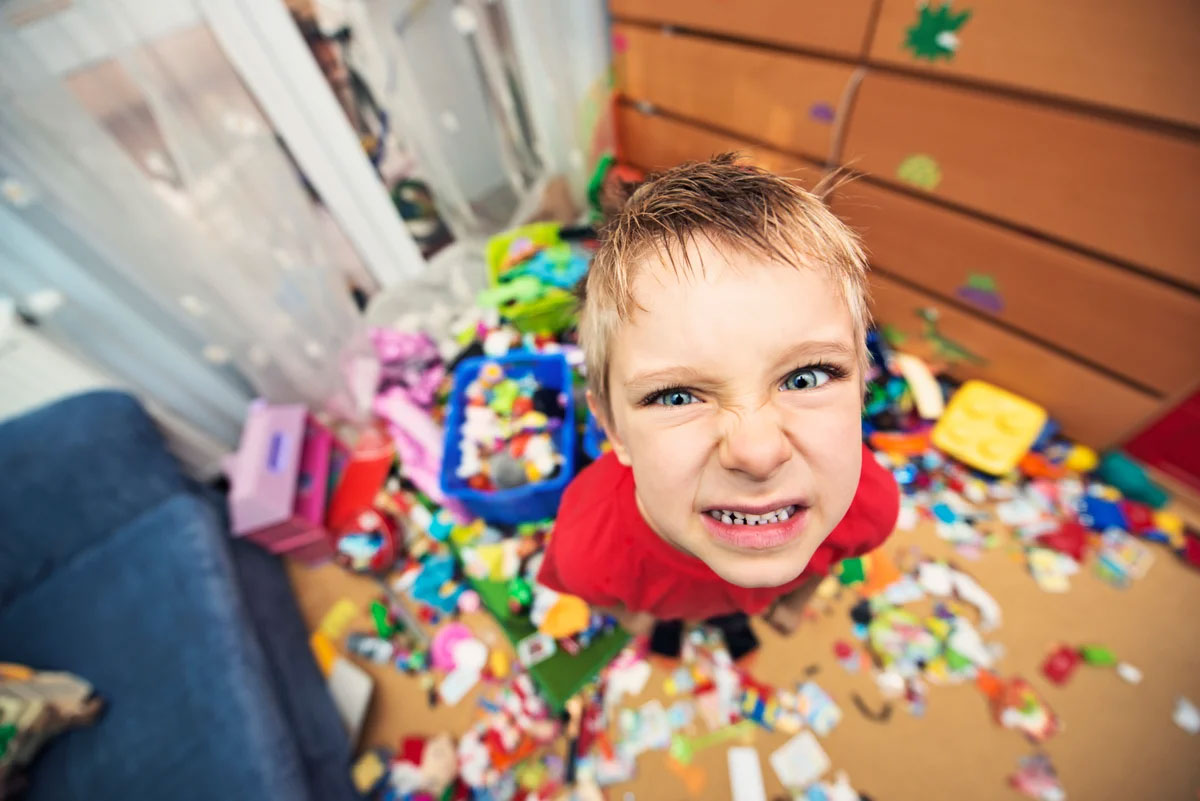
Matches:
[595,238,863,589]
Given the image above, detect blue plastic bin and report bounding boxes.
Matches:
[440,352,576,525]
[583,409,608,461]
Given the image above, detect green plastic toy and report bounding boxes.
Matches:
[838,557,866,585]
[1080,644,1118,667]
[668,720,756,764]
[506,577,533,612]
[1096,451,1168,509]
[370,600,396,639]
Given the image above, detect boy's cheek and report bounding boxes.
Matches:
[626,418,711,472]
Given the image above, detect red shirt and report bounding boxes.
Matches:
[537,444,899,620]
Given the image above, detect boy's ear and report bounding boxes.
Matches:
[586,389,632,467]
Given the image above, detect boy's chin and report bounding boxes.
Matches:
[701,548,811,589]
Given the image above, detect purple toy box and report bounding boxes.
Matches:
[227,401,335,564]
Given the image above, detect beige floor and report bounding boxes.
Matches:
[287,514,1200,800]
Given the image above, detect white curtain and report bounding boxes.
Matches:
[0,1,369,451]
[502,0,617,206]
[333,0,614,242]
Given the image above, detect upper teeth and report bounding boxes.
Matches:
[708,505,798,525]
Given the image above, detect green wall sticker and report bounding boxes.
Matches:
[916,307,986,365]
[881,324,908,347]
[905,3,973,62]
[896,154,943,191]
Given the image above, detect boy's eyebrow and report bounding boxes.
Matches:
[771,340,856,369]
[625,340,856,395]
[625,365,724,393]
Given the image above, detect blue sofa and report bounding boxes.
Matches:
[0,391,358,801]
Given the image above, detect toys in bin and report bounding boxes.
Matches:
[457,362,565,490]
[480,222,593,334]
[441,353,576,525]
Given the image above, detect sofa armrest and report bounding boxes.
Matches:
[0,390,189,607]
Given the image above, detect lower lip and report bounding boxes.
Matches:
[700,507,808,551]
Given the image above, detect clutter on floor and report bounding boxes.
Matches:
[224,215,1200,800]
[0,664,105,796]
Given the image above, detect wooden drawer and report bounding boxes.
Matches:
[614,23,856,163]
[844,72,1200,290]
[868,0,1200,129]
[834,180,1200,397]
[617,105,817,179]
[869,274,1159,447]
[610,0,875,59]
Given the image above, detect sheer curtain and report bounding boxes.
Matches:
[339,0,614,242]
[0,1,375,459]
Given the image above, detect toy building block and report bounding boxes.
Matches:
[932,380,1047,475]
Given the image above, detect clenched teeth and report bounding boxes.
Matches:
[706,505,799,525]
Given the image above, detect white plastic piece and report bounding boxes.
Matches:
[876,670,906,699]
[825,771,861,801]
[1116,662,1143,684]
[439,666,481,706]
[604,660,651,710]
[950,568,1002,630]
[948,620,993,668]
[728,746,768,801]
[638,700,672,750]
[328,656,373,741]
[483,328,511,356]
[769,731,830,791]
[894,352,945,419]
[1172,696,1199,734]
[918,562,954,597]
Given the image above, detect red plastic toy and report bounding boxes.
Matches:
[1036,520,1090,562]
[1041,645,1081,685]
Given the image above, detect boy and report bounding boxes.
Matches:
[537,155,899,657]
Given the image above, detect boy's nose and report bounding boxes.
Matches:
[717,406,791,480]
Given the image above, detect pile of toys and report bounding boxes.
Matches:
[224,214,1200,800]
[827,547,1065,742]
[862,329,1196,588]
[477,223,595,336]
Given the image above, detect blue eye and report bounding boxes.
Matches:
[654,389,698,407]
[782,367,832,391]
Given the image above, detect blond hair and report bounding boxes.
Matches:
[579,153,872,410]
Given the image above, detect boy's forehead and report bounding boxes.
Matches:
[624,238,843,315]
[612,248,855,373]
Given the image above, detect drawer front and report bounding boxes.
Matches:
[844,72,1200,289]
[868,0,1200,128]
[834,180,1200,397]
[610,0,875,59]
[617,105,817,179]
[869,273,1159,447]
[615,23,856,162]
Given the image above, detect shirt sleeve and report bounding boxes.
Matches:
[844,443,901,558]
[813,443,901,571]
[535,474,624,608]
